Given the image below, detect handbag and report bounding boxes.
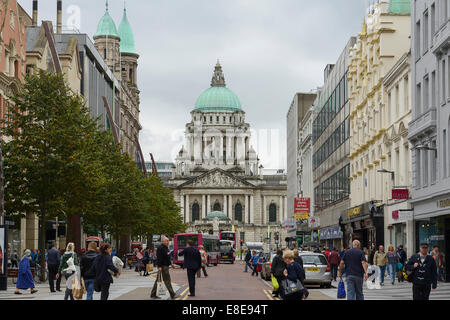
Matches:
[337,278,346,299]
[271,275,279,291]
[156,271,166,297]
[281,278,304,296]
[72,277,85,300]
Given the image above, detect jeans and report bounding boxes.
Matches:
[251,265,258,276]
[378,265,386,283]
[244,261,249,272]
[387,263,396,283]
[84,279,94,300]
[346,275,364,300]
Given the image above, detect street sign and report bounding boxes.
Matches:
[308,216,320,228]
[294,197,310,220]
[392,189,409,200]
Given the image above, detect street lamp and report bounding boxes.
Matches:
[377,168,395,181]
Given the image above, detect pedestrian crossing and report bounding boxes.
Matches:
[322,280,450,300]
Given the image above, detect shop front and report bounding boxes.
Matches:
[342,202,384,250]
[385,199,414,256]
[319,225,343,250]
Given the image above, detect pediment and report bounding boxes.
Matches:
[179,168,254,189]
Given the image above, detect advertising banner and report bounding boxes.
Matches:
[392,189,409,200]
[294,198,310,220]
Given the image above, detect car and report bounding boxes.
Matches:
[260,253,277,281]
[299,252,332,288]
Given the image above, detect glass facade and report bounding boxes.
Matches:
[314,165,350,211]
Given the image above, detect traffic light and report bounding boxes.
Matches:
[240,240,243,246]
[274,232,279,241]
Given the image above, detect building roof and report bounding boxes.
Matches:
[118,8,138,55]
[388,0,411,14]
[194,62,242,112]
[94,2,120,39]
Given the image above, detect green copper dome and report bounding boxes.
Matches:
[118,8,138,55]
[388,0,411,14]
[94,3,120,39]
[194,62,242,112]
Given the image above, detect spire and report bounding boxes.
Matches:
[211,60,226,87]
[118,2,138,55]
[94,0,120,38]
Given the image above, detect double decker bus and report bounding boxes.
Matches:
[174,233,220,267]
[219,231,236,249]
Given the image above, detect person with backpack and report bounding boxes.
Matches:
[251,251,260,276]
[91,243,120,300]
[406,243,438,300]
[244,250,252,273]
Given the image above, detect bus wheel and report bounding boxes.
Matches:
[214,263,218,266]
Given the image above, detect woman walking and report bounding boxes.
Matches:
[279,250,305,301]
[386,245,398,285]
[56,243,78,300]
[92,243,119,300]
[136,248,144,276]
[197,245,208,278]
[14,249,38,295]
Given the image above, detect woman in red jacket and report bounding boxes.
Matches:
[328,248,341,281]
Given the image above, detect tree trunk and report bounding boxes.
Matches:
[39,212,47,282]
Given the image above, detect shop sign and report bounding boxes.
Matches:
[308,216,320,228]
[294,198,310,220]
[348,206,362,218]
[398,211,413,222]
[430,235,445,241]
[438,199,450,208]
[392,210,399,219]
[319,226,343,240]
[282,218,296,231]
[392,189,409,200]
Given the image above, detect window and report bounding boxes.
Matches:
[424,11,429,51]
[216,116,219,122]
[431,140,437,184]
[235,203,242,222]
[213,202,221,211]
[442,59,446,103]
[431,3,436,36]
[423,145,429,186]
[431,71,436,108]
[395,85,400,119]
[192,203,200,222]
[424,75,429,111]
[269,203,277,222]
[416,149,421,187]
[416,83,422,116]
[443,130,447,178]
[104,49,107,59]
[415,20,421,59]
[388,93,392,124]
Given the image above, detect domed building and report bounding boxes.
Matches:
[167,62,288,249]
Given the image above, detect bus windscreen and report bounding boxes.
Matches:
[177,235,199,247]
[220,233,235,241]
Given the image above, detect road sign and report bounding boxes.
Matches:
[294,197,310,220]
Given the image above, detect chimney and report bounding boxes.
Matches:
[57,0,62,34]
[32,0,38,26]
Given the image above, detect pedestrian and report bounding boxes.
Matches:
[244,249,252,273]
[251,251,259,276]
[368,243,376,265]
[328,247,340,281]
[279,249,306,301]
[91,243,119,300]
[14,249,38,295]
[80,241,99,300]
[178,239,202,297]
[396,245,407,282]
[324,247,331,260]
[197,245,208,278]
[293,249,304,269]
[373,245,388,286]
[30,250,37,263]
[47,241,62,293]
[271,248,286,298]
[56,242,79,300]
[136,248,144,276]
[339,240,369,300]
[406,243,438,300]
[150,237,178,300]
[431,245,444,282]
[143,248,150,276]
[339,246,346,277]
[111,248,117,257]
[11,249,19,268]
[386,245,398,285]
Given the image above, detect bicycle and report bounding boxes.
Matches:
[33,263,48,284]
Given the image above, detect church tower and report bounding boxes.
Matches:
[93,1,121,79]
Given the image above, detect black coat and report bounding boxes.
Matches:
[271,254,286,277]
[406,254,438,288]
[179,246,201,270]
[80,250,98,279]
[47,248,61,266]
[294,256,304,269]
[92,254,118,285]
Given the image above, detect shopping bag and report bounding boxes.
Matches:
[72,277,84,300]
[146,263,153,273]
[271,275,279,291]
[397,262,403,272]
[337,278,346,299]
[156,272,167,297]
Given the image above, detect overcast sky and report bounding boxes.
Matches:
[18,0,369,169]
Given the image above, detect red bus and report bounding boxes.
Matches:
[220,231,236,249]
[85,236,103,249]
[174,233,220,267]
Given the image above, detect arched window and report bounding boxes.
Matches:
[269,203,277,222]
[235,203,242,222]
[192,203,200,222]
[213,202,221,211]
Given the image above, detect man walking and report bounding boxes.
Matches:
[373,245,388,286]
[151,237,178,300]
[406,243,438,300]
[244,250,252,273]
[328,247,340,282]
[178,240,202,297]
[47,242,61,293]
[11,249,19,268]
[339,240,368,300]
[80,241,98,300]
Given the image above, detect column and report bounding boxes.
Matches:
[180,193,185,223]
[280,196,284,223]
[284,196,287,220]
[250,195,254,224]
[263,196,267,224]
[229,195,233,220]
[220,134,224,164]
[223,195,228,216]
[245,195,249,224]
[202,195,206,219]
[186,194,190,223]
[207,194,211,215]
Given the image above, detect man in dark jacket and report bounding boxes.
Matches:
[244,250,252,273]
[47,242,61,292]
[406,243,438,300]
[270,248,286,297]
[178,240,202,297]
[80,241,98,300]
[151,237,178,300]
